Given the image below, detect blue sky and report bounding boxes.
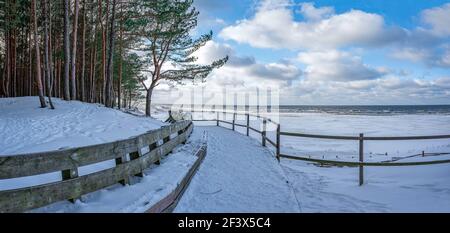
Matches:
[155,0,450,105]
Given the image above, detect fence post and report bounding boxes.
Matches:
[276,124,280,161]
[246,114,250,136]
[232,112,236,131]
[216,111,219,126]
[262,119,267,146]
[359,133,364,186]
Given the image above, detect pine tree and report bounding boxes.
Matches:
[131,0,228,116]
[70,0,80,100]
[43,0,54,109]
[104,0,116,107]
[63,0,71,100]
[31,0,47,107]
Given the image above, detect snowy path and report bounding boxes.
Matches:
[174,126,301,213]
[174,125,450,213]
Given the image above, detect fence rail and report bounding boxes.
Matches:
[280,131,450,141]
[0,120,193,213]
[185,109,450,186]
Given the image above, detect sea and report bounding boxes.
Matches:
[276,105,450,115]
[165,104,450,116]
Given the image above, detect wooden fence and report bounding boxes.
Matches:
[147,131,208,213]
[0,120,193,213]
[187,109,450,186]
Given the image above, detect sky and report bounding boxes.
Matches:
[153,0,450,105]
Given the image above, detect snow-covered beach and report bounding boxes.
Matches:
[0,97,165,156]
[0,97,165,191]
[189,109,450,212]
[1,98,450,212]
[274,112,450,161]
[274,112,450,212]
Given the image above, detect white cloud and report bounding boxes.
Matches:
[389,3,450,68]
[420,3,450,37]
[390,45,450,68]
[220,1,400,49]
[194,41,234,65]
[282,76,450,105]
[297,50,386,81]
[391,47,431,62]
[437,48,450,67]
[169,1,450,105]
[298,2,334,21]
[193,41,302,88]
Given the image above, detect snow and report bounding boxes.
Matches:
[0,98,210,213]
[194,110,450,162]
[174,126,300,213]
[183,112,450,212]
[269,112,450,162]
[0,97,165,156]
[2,98,450,212]
[281,157,450,212]
[0,97,165,191]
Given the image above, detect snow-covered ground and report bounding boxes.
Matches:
[175,126,300,213]
[281,156,450,212]
[273,112,450,162]
[187,113,450,212]
[188,110,450,162]
[2,98,450,212]
[0,97,165,155]
[0,97,201,213]
[0,97,164,191]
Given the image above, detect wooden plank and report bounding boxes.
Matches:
[359,133,364,186]
[0,122,193,213]
[234,123,246,128]
[363,135,450,140]
[280,131,359,140]
[232,113,236,131]
[246,114,250,136]
[147,142,207,213]
[279,154,450,166]
[280,131,450,141]
[262,119,267,147]
[0,121,191,179]
[265,137,277,148]
[248,126,261,134]
[276,124,280,161]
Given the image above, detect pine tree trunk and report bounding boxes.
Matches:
[43,0,54,109]
[28,24,32,96]
[4,29,10,97]
[117,2,123,109]
[70,0,80,100]
[80,0,86,102]
[32,0,47,108]
[145,87,154,117]
[101,0,109,105]
[63,0,71,100]
[105,0,116,108]
[11,29,16,97]
[89,0,99,103]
